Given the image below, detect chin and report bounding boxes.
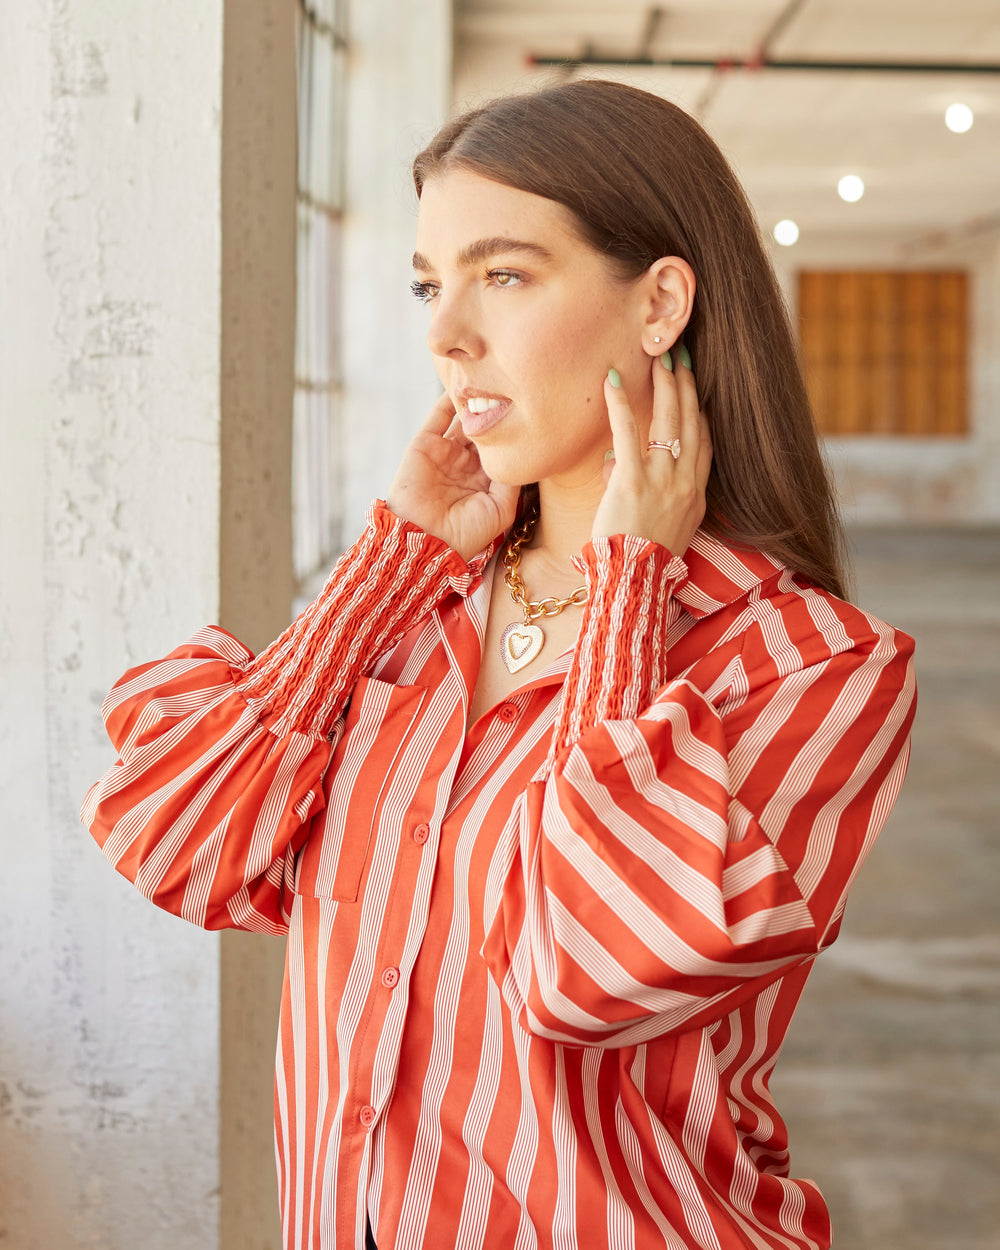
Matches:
[473,446,540,488]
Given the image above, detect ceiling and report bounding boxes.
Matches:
[454,0,1000,258]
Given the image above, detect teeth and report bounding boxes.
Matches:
[466,396,503,414]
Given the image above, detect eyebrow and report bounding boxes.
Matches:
[411,236,556,273]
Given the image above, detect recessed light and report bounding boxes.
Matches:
[945,103,974,133]
[838,174,865,203]
[774,219,800,246]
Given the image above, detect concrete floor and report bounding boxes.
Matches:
[769,527,1000,1249]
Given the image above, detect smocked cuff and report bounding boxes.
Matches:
[550,535,688,759]
[238,500,499,739]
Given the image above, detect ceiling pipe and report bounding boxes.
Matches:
[526,54,1000,75]
[898,210,1000,258]
[692,0,811,119]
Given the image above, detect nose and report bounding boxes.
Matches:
[426,291,484,361]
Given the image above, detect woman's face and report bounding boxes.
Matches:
[413,168,652,488]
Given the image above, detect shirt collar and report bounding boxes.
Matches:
[671,528,785,619]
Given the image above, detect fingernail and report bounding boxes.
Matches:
[603,449,616,463]
[660,350,673,371]
[607,367,622,388]
[678,344,692,370]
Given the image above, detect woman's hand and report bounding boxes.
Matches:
[592,351,712,558]
[386,392,521,562]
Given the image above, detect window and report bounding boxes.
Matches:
[798,271,968,437]
[293,0,348,579]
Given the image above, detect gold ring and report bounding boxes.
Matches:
[647,439,681,459]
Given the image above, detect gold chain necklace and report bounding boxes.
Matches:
[499,501,588,675]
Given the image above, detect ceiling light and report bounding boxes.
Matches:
[945,103,974,133]
[773,219,800,246]
[838,174,865,203]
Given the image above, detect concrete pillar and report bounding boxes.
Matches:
[0,1,294,1246]
[218,4,296,1248]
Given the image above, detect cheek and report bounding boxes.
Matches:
[491,288,637,420]
[551,317,632,419]
[567,295,634,367]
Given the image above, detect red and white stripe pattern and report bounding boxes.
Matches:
[83,503,916,1249]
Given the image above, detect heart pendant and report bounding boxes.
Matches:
[500,622,544,675]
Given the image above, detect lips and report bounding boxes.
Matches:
[455,389,513,437]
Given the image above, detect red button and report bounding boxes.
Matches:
[380,966,400,988]
[359,1105,376,1128]
[412,823,430,845]
[497,703,519,723]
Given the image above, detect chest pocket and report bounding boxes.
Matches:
[295,674,426,902]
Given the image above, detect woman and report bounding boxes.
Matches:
[83,81,916,1249]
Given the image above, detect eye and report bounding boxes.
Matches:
[487,269,522,289]
[410,279,439,303]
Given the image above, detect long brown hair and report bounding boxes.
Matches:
[413,79,850,600]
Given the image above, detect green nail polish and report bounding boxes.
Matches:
[660,350,673,371]
[603,448,616,463]
[678,343,692,370]
[607,368,622,388]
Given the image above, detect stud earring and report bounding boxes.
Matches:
[653,336,662,344]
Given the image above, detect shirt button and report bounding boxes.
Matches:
[380,966,400,989]
[359,1105,376,1129]
[412,822,430,845]
[497,703,520,723]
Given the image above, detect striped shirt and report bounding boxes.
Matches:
[82,501,916,1250]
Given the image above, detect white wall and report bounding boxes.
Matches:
[772,232,1000,526]
[1,2,297,1246]
[1,1,449,1245]
[0,3,224,1246]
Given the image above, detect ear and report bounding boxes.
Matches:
[640,257,696,356]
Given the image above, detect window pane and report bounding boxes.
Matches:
[293,2,345,581]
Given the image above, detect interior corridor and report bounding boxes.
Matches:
[771,525,1000,1249]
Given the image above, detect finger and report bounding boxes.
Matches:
[445,413,474,447]
[674,348,700,423]
[487,478,522,520]
[603,369,643,473]
[674,353,703,470]
[647,352,681,449]
[420,390,457,435]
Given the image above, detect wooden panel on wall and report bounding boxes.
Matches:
[937,272,968,437]
[798,270,969,436]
